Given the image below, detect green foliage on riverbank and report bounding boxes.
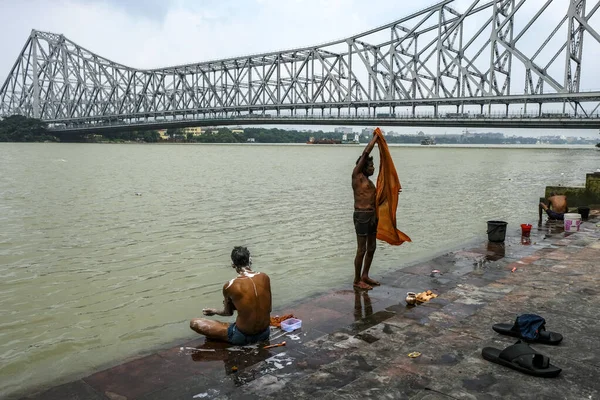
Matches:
[191,128,316,143]
[0,115,58,142]
[93,130,160,143]
[184,127,542,145]
[0,115,162,143]
[0,116,593,145]
[159,127,339,143]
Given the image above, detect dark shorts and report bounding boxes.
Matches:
[353,210,378,236]
[545,209,564,220]
[227,323,270,345]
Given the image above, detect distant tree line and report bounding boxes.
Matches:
[1,116,593,145]
[0,115,164,143]
[0,115,57,142]
[93,130,160,143]
[164,128,545,144]
[172,127,333,143]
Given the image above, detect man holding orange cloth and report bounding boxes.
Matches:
[351,128,411,290]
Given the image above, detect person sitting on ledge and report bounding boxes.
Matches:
[540,192,568,221]
[190,246,271,345]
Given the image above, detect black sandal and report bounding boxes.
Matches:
[482,340,561,377]
[492,314,563,345]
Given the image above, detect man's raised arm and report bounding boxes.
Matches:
[353,134,378,176]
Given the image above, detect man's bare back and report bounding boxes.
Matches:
[190,246,272,345]
[548,195,567,213]
[223,271,271,334]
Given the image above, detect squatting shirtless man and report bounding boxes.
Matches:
[540,193,568,221]
[190,246,272,345]
[351,133,383,290]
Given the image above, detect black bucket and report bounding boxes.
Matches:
[487,220,508,243]
[577,206,590,220]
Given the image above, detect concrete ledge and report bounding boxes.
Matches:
[545,172,600,207]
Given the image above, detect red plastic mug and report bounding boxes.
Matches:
[520,224,532,237]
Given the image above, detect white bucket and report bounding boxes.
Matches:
[564,213,582,232]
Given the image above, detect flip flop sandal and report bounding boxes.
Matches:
[493,314,563,345]
[482,340,561,378]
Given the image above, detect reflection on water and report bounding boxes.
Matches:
[543,220,566,235]
[0,143,598,398]
[186,337,294,387]
[521,236,532,246]
[485,242,506,261]
[188,341,270,380]
[353,290,373,321]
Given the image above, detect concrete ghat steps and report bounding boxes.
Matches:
[21,219,600,400]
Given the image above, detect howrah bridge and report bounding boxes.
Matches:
[1,0,600,132]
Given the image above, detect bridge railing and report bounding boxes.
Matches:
[46,111,600,131]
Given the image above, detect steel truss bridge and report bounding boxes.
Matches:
[1,0,600,132]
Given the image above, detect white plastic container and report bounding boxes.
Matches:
[280,318,302,332]
[564,213,582,232]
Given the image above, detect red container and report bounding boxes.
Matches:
[520,224,532,237]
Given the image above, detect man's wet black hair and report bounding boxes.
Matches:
[356,155,374,173]
[231,246,251,267]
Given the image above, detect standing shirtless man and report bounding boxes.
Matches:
[190,246,272,345]
[352,134,381,290]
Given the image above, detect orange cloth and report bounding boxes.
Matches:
[270,314,294,328]
[374,128,411,245]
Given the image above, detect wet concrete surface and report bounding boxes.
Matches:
[20,216,600,399]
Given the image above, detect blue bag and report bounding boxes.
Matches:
[513,314,546,340]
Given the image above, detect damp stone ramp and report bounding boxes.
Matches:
[21,215,600,399]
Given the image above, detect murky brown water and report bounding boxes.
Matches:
[0,142,597,398]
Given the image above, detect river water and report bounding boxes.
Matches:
[0,142,597,398]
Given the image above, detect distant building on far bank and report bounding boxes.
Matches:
[182,127,202,136]
[203,127,220,135]
[335,127,353,134]
[157,129,169,140]
[361,127,384,136]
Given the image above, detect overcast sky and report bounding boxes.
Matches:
[1,0,470,74]
[0,0,599,138]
